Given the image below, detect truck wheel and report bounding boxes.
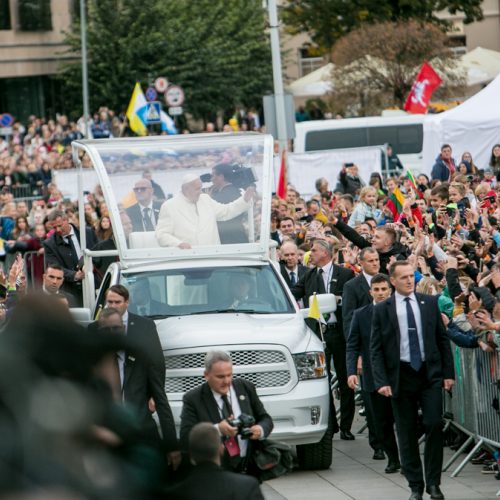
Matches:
[296,419,333,470]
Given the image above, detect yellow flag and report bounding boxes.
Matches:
[308,294,326,323]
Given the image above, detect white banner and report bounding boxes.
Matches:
[279,147,383,198]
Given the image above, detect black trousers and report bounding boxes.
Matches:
[324,325,355,432]
[391,362,443,491]
[363,389,399,461]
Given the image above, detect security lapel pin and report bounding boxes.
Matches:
[127,355,136,362]
[239,395,246,401]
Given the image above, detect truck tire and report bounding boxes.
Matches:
[296,418,333,470]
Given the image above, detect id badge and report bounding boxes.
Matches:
[224,436,240,457]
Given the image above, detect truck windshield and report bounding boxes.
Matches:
[120,265,294,317]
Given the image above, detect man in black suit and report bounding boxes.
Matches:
[347,273,400,472]
[125,179,162,232]
[128,278,167,317]
[89,285,180,470]
[180,351,273,475]
[371,261,454,500]
[43,210,97,306]
[342,247,380,341]
[279,241,306,289]
[40,263,77,307]
[209,163,248,244]
[291,239,355,440]
[167,423,264,500]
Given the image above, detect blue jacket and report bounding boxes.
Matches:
[446,321,478,348]
[431,154,455,182]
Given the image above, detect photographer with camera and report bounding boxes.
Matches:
[180,351,273,477]
[208,163,249,244]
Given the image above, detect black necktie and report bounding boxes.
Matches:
[221,394,233,419]
[404,297,422,371]
[317,268,326,294]
[142,207,154,231]
[289,271,296,286]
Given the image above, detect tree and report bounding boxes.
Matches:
[282,0,483,53]
[328,21,465,116]
[58,0,272,123]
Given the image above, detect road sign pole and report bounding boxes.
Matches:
[268,0,288,153]
[80,0,90,138]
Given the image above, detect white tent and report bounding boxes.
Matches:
[422,74,500,174]
[460,46,500,86]
[287,63,333,97]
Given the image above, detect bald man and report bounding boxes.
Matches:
[155,174,255,248]
[126,178,163,232]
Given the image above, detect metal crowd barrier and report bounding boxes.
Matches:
[442,346,500,479]
[11,184,33,199]
[23,250,43,289]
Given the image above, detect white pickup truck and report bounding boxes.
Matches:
[71,133,334,469]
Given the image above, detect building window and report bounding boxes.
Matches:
[299,47,325,77]
[0,1,11,30]
[18,0,52,31]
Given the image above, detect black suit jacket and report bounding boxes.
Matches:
[166,462,263,500]
[43,224,97,296]
[180,379,273,462]
[279,262,306,289]
[88,312,178,452]
[346,303,376,392]
[291,264,354,333]
[370,293,454,397]
[126,201,162,232]
[342,273,371,340]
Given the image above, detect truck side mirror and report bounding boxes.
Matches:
[301,293,337,318]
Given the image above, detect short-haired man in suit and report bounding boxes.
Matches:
[279,241,306,289]
[41,263,76,307]
[371,261,454,500]
[180,351,273,476]
[347,273,400,471]
[126,179,162,232]
[89,284,180,470]
[291,239,355,440]
[167,423,264,500]
[43,210,97,305]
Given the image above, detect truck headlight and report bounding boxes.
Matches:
[293,352,327,380]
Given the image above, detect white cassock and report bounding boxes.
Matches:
[155,192,250,247]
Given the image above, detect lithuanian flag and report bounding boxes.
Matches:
[406,169,424,199]
[385,187,405,220]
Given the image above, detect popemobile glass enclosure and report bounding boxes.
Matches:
[72,133,273,265]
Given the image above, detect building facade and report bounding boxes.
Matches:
[0,0,74,122]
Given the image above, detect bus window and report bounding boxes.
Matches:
[305,128,368,151]
[368,125,422,154]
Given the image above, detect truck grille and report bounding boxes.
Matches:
[165,348,293,396]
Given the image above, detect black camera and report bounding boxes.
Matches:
[227,413,256,439]
[223,164,257,189]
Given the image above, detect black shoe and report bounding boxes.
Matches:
[340,430,355,440]
[373,449,385,460]
[385,461,401,473]
[409,490,423,500]
[426,485,444,500]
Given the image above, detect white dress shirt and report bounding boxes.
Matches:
[395,292,425,362]
[318,262,333,292]
[140,202,156,228]
[212,384,248,457]
[66,228,82,260]
[362,271,373,287]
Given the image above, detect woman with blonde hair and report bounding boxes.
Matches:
[348,186,382,227]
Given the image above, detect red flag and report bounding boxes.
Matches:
[276,149,287,199]
[404,62,442,114]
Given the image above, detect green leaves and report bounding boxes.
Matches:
[58,0,272,123]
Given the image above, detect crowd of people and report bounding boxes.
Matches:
[1,105,500,499]
[273,141,500,499]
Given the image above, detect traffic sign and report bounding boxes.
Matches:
[0,127,12,136]
[168,106,183,116]
[145,87,158,102]
[154,77,169,93]
[0,113,14,127]
[145,101,161,124]
[165,85,184,107]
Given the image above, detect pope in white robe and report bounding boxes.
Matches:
[155,173,254,248]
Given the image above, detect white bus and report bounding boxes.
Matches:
[294,114,427,173]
